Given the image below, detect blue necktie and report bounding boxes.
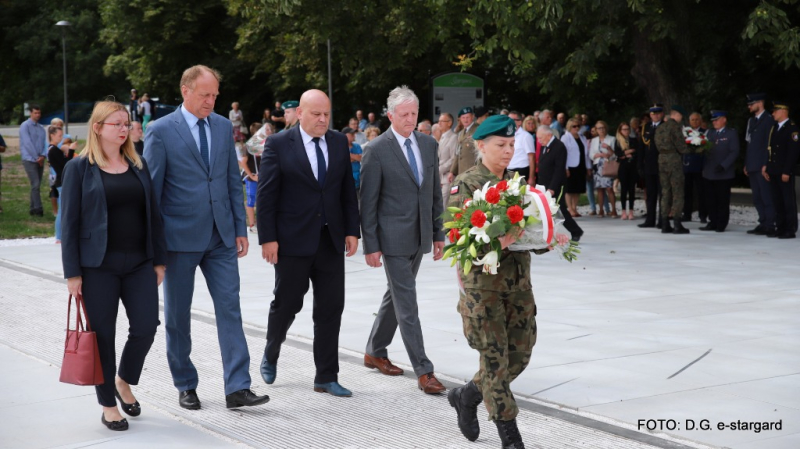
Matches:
[197,119,210,171]
[312,137,326,187]
[404,139,420,185]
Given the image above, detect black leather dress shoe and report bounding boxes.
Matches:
[179,389,201,410]
[699,224,716,231]
[766,230,779,238]
[101,413,128,431]
[746,226,762,234]
[778,233,796,239]
[637,222,655,228]
[226,389,270,409]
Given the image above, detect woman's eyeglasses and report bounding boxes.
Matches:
[100,122,133,131]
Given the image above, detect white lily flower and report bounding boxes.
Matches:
[472,181,492,202]
[473,250,500,274]
[506,178,522,196]
[468,221,491,244]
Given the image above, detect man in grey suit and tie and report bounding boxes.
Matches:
[360,86,447,394]
[144,65,268,410]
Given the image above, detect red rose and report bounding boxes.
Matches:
[455,212,463,219]
[506,205,524,224]
[471,210,487,228]
[449,228,461,243]
[496,180,508,192]
[485,187,500,204]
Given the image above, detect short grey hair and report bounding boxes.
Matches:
[417,121,431,131]
[537,125,554,135]
[541,109,553,119]
[387,85,419,114]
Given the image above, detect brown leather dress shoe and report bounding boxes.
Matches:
[364,354,404,376]
[418,372,446,394]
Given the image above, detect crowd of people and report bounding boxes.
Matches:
[0,61,793,448]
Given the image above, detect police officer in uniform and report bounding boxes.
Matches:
[638,104,664,228]
[762,101,799,239]
[447,115,550,449]
[655,105,690,234]
[699,111,739,233]
[447,107,478,182]
[744,93,777,235]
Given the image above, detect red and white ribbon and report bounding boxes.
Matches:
[528,187,555,245]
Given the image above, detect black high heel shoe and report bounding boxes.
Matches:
[115,388,141,417]
[101,413,129,431]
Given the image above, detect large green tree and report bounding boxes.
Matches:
[0,0,125,123]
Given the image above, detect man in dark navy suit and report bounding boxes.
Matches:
[762,101,799,239]
[699,111,739,233]
[256,89,361,396]
[536,125,583,241]
[744,93,777,235]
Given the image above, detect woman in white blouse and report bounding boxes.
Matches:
[561,118,591,217]
[588,120,618,217]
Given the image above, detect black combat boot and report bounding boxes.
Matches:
[673,218,690,234]
[495,419,525,449]
[448,381,482,441]
[661,216,673,233]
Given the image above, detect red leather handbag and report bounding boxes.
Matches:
[59,295,104,386]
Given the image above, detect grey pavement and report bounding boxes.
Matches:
[1,215,798,448]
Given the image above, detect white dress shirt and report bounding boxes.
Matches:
[298,125,329,181]
[180,105,212,165]
[509,127,535,169]
[391,126,424,184]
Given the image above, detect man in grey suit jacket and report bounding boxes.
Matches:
[144,65,268,410]
[360,86,447,394]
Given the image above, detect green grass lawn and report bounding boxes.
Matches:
[0,153,57,239]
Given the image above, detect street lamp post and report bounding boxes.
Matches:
[56,20,71,133]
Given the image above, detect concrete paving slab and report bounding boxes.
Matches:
[2,215,798,448]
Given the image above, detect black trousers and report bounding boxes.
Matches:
[559,195,583,238]
[644,173,661,224]
[704,178,732,231]
[266,227,344,384]
[683,172,708,220]
[81,251,160,407]
[770,175,798,236]
[618,162,637,210]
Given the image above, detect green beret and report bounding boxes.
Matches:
[670,105,687,117]
[472,115,516,141]
[282,100,299,110]
[458,106,473,117]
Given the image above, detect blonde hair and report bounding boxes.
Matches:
[523,115,539,131]
[82,101,142,169]
[365,126,381,140]
[180,65,222,90]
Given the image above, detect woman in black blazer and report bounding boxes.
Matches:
[61,101,166,431]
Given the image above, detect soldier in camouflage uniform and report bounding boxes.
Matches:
[448,107,478,180]
[281,100,299,132]
[654,105,690,234]
[447,115,545,449]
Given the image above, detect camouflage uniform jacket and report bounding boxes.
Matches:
[448,164,533,293]
[449,122,478,177]
[655,119,688,156]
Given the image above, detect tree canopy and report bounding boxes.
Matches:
[1,0,798,129]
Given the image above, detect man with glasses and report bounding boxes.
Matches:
[437,113,457,206]
[507,111,535,185]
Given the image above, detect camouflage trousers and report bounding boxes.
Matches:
[458,289,537,421]
[658,155,684,218]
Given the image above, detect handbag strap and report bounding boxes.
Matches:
[67,294,92,332]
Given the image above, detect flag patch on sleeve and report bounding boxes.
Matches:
[450,185,459,194]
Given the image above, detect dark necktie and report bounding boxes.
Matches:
[197,118,210,171]
[312,137,326,187]
[404,139,420,185]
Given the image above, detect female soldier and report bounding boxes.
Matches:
[447,115,548,449]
